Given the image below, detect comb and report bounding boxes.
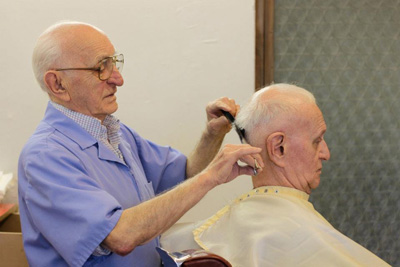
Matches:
[220,110,246,144]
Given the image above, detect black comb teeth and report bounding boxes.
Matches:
[220,110,246,144]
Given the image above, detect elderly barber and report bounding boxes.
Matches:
[18,21,263,267]
[161,83,390,266]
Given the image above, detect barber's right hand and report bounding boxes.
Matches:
[201,144,263,187]
[205,97,239,137]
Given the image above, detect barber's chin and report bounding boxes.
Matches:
[106,102,118,115]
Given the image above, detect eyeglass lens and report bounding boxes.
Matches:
[99,55,124,80]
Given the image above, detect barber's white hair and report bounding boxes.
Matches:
[235,83,316,144]
[32,21,105,93]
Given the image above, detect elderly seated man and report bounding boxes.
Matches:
[161,83,390,266]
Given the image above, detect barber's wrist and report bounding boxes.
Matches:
[195,168,219,190]
[203,126,226,143]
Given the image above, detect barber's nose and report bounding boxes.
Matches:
[320,140,330,161]
[107,67,124,86]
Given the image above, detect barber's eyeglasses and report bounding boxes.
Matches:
[55,54,124,81]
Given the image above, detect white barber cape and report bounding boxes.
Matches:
[161,186,390,267]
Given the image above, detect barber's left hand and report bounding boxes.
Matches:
[205,97,239,136]
[202,144,264,187]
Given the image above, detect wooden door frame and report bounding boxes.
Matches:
[255,0,274,91]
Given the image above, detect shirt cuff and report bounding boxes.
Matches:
[92,245,111,256]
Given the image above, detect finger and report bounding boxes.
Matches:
[234,150,263,170]
[233,104,241,117]
[238,159,263,174]
[253,154,264,168]
[253,158,263,176]
[237,165,258,176]
[238,153,263,167]
[208,145,263,184]
[219,99,237,115]
[237,159,263,176]
[216,144,258,166]
[236,149,264,175]
[209,116,233,128]
[207,97,237,118]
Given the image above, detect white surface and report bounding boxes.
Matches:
[0,173,14,200]
[0,0,255,221]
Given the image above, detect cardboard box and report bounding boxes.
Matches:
[0,213,29,267]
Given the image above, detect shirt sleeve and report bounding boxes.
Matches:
[22,146,122,267]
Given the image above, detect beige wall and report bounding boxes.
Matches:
[0,0,255,222]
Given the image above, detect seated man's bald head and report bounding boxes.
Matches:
[236,83,316,145]
[236,83,330,193]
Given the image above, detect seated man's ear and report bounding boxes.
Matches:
[44,71,71,101]
[266,132,285,167]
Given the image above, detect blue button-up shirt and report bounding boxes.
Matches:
[18,102,187,266]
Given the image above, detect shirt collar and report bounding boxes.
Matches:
[50,101,121,143]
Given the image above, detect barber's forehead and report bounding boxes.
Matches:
[60,25,113,60]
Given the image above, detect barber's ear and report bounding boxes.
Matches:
[44,71,71,101]
[266,132,286,167]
